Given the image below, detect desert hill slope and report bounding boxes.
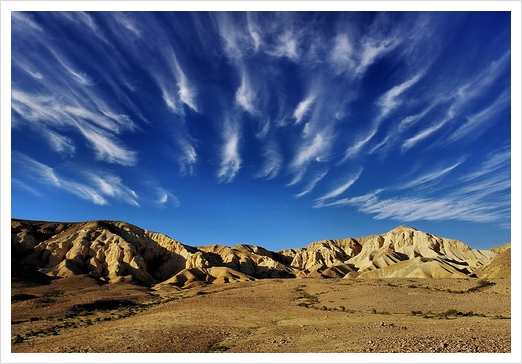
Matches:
[11,219,509,287]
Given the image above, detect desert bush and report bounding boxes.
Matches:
[493,315,510,320]
[302,292,319,303]
[467,279,495,293]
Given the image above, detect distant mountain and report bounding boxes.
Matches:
[11,219,509,288]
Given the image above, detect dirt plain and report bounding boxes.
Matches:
[11,275,511,354]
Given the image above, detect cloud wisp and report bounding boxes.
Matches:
[217,118,242,183]
[314,169,363,206]
[316,146,510,228]
[256,139,283,180]
[12,152,146,207]
[295,168,329,198]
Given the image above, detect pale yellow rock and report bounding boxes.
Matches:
[11,219,506,285]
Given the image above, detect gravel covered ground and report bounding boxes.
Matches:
[11,276,511,355]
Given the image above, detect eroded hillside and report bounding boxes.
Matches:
[11,219,509,288]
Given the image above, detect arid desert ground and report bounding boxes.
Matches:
[11,275,510,353]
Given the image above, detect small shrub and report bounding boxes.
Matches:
[371,308,377,314]
[493,315,510,320]
[467,279,495,292]
[477,279,494,288]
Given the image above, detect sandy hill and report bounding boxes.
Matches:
[11,219,508,287]
[473,243,511,279]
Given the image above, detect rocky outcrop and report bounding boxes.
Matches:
[473,243,511,279]
[11,219,507,285]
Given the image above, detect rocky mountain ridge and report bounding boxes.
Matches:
[11,219,509,288]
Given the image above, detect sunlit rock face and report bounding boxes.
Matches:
[11,219,506,285]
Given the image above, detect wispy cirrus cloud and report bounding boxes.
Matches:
[235,66,257,114]
[289,132,332,185]
[268,31,299,61]
[401,51,510,153]
[316,145,509,227]
[87,172,140,207]
[11,12,44,33]
[217,118,242,183]
[295,168,329,198]
[447,89,510,144]
[293,95,316,124]
[246,12,262,52]
[215,12,258,59]
[162,47,199,113]
[12,152,144,207]
[398,100,440,132]
[12,152,107,205]
[44,130,76,156]
[342,73,422,160]
[377,73,422,119]
[176,136,198,176]
[74,120,137,166]
[461,144,510,182]
[155,187,180,207]
[256,139,283,180]
[329,33,355,74]
[12,88,138,166]
[401,120,447,153]
[396,161,464,191]
[314,168,363,205]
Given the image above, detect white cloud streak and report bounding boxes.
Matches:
[295,168,329,198]
[343,73,422,160]
[397,161,463,190]
[462,144,510,182]
[44,130,76,156]
[217,119,242,183]
[256,140,283,180]
[329,33,355,73]
[402,51,510,152]
[293,95,315,124]
[87,172,140,207]
[268,31,299,61]
[401,118,448,153]
[74,120,137,166]
[12,153,107,205]
[235,67,257,114]
[163,48,198,113]
[318,145,509,227]
[448,89,510,143]
[377,74,422,118]
[294,133,330,168]
[155,188,180,207]
[315,168,363,203]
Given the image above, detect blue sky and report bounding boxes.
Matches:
[7,9,517,251]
